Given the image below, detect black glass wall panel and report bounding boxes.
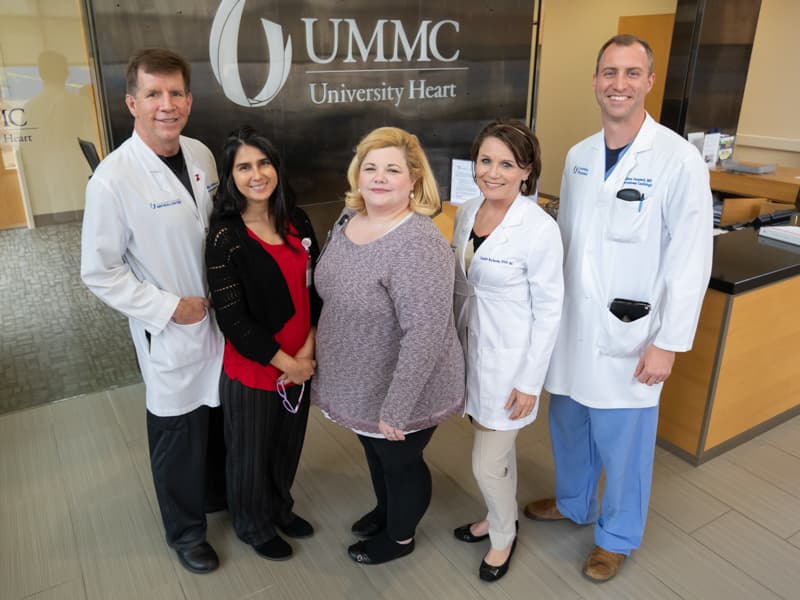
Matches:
[661,0,761,136]
[86,0,534,228]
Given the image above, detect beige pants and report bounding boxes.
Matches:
[472,425,519,549]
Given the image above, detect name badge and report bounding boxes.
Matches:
[302,237,312,288]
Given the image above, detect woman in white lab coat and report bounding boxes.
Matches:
[451,119,564,582]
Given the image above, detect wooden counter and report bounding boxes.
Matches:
[710,165,800,205]
[433,201,458,243]
[658,229,800,464]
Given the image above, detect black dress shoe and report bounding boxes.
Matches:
[348,537,415,565]
[479,537,517,582]
[279,513,314,538]
[176,541,219,574]
[254,535,293,561]
[454,522,489,543]
[351,510,385,538]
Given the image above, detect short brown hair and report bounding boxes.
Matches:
[596,34,654,75]
[470,119,541,196]
[345,127,440,216]
[126,48,191,95]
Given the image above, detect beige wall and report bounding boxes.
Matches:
[536,0,800,195]
[535,0,677,197]
[735,0,800,168]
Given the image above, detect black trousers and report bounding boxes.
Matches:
[220,372,310,546]
[357,426,436,541]
[146,404,227,550]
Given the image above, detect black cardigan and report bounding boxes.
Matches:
[205,207,322,366]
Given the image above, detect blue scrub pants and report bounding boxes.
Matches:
[549,394,658,555]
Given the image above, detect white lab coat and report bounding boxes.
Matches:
[81,131,224,416]
[545,114,713,409]
[453,194,564,430]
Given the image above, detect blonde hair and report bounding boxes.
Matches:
[345,127,440,216]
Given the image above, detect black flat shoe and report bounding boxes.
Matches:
[351,509,385,538]
[348,537,415,565]
[479,537,517,582]
[279,513,314,538]
[453,522,489,543]
[176,541,219,574]
[254,534,293,561]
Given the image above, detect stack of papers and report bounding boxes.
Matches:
[713,201,723,226]
[758,225,800,246]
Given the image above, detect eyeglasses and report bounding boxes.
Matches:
[276,379,305,414]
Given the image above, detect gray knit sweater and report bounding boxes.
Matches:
[310,210,465,433]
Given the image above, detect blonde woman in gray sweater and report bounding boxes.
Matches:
[311,127,465,565]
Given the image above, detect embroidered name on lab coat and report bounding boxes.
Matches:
[573,166,590,176]
[149,199,182,209]
[480,256,513,266]
[623,176,653,187]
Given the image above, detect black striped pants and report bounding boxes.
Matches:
[220,372,310,546]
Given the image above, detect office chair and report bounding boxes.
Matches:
[77,138,101,173]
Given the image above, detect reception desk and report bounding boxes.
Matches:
[710,165,800,205]
[658,229,800,464]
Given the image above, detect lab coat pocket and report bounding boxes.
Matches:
[478,346,524,406]
[597,309,659,358]
[150,313,215,372]
[605,195,652,243]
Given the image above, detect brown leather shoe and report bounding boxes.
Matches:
[582,545,626,583]
[523,498,567,521]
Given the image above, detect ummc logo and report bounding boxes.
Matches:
[303,18,459,64]
[573,166,590,176]
[210,0,292,107]
[1,107,27,127]
[209,0,461,108]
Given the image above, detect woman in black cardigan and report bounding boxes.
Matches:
[206,126,321,561]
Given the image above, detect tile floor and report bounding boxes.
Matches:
[3,385,799,600]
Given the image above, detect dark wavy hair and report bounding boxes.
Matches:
[470,119,541,196]
[211,126,295,244]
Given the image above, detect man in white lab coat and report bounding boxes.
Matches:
[523,35,712,582]
[81,49,226,574]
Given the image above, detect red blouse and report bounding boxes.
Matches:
[223,226,310,391]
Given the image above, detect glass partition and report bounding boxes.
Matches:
[0,1,138,413]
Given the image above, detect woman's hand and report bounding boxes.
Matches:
[272,348,315,385]
[505,388,537,420]
[281,357,316,385]
[378,419,406,441]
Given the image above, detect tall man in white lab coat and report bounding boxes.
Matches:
[81,49,226,574]
[523,35,712,582]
